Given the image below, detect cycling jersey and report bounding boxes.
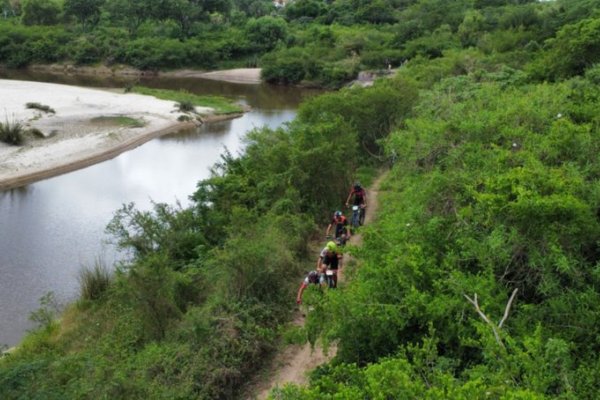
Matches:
[350,188,366,205]
[321,251,340,270]
[331,215,348,237]
[302,272,326,288]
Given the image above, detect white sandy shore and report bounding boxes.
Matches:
[161,68,262,84]
[0,79,217,190]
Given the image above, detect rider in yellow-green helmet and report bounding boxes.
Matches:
[318,241,342,288]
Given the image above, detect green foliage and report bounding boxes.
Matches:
[245,16,288,51]
[0,22,69,67]
[20,0,60,26]
[260,47,312,84]
[78,260,113,301]
[28,292,60,330]
[401,24,460,59]
[176,100,195,112]
[297,77,419,157]
[530,17,600,81]
[286,75,600,398]
[284,0,327,22]
[0,117,24,145]
[90,116,145,127]
[131,86,242,114]
[64,0,104,30]
[8,1,600,399]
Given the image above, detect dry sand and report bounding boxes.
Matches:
[0,79,217,190]
[161,68,262,84]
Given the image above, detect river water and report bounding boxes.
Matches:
[0,71,320,347]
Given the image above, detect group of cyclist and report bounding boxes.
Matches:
[296,182,367,305]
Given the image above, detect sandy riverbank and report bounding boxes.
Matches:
[160,68,262,84]
[25,64,263,84]
[0,79,236,190]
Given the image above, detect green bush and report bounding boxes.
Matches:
[0,118,24,145]
[116,38,189,70]
[529,17,600,81]
[360,49,405,69]
[245,16,288,51]
[260,48,310,84]
[20,0,60,26]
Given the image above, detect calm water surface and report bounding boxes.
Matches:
[0,71,321,346]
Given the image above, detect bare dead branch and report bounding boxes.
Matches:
[463,293,505,349]
[498,288,518,329]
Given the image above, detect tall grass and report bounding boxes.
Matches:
[78,260,112,301]
[0,118,24,145]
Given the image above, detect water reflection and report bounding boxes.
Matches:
[0,72,313,346]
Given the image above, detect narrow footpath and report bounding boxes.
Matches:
[246,172,387,400]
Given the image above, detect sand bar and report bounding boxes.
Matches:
[160,68,262,84]
[0,79,218,190]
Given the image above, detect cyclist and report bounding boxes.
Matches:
[318,241,343,288]
[326,210,350,245]
[345,181,367,225]
[296,269,326,305]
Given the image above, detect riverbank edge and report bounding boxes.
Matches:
[13,64,264,84]
[0,111,244,191]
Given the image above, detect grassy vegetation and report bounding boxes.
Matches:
[0,118,24,145]
[78,261,112,302]
[90,116,145,128]
[132,86,243,115]
[25,103,55,114]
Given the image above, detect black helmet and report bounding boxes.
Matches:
[308,270,319,283]
[354,181,362,190]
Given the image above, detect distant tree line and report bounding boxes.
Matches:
[2,0,599,87]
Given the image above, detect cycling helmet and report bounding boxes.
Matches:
[354,181,362,190]
[308,270,319,283]
[334,210,342,217]
[326,241,337,252]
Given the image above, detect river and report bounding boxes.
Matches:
[0,70,321,347]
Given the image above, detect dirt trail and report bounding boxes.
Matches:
[247,173,387,400]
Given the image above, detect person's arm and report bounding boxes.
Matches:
[345,189,353,206]
[363,190,367,207]
[326,223,333,236]
[296,282,307,304]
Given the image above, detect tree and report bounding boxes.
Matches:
[284,0,326,21]
[356,0,397,24]
[20,0,60,25]
[533,17,600,80]
[245,16,288,51]
[1,0,19,17]
[458,9,485,47]
[236,0,273,18]
[64,0,104,30]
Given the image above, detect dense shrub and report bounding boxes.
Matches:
[530,16,600,81]
[260,48,311,84]
[295,75,600,397]
[20,0,60,26]
[245,16,288,51]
